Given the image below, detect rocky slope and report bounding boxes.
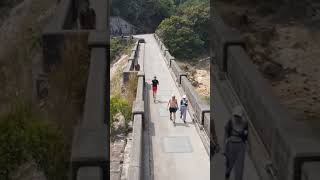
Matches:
[178,57,210,100]
[216,0,320,123]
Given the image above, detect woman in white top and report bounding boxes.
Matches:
[180,95,188,123]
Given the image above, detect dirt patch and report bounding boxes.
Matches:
[216,0,320,122]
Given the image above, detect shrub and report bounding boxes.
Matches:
[110,95,132,130]
[0,100,69,180]
[110,74,138,131]
[111,37,135,61]
[177,2,209,46]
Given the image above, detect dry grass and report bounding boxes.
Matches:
[0,0,56,111]
[124,73,138,105]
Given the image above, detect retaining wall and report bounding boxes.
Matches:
[211,8,320,180]
[123,39,145,83]
[128,73,145,180]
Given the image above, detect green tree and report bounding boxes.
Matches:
[110,95,132,130]
[177,3,210,47]
[156,16,204,59]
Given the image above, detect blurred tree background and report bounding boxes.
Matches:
[111,0,210,59]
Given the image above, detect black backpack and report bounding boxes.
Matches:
[226,120,248,142]
[180,99,188,106]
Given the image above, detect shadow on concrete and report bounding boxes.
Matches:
[173,122,190,127]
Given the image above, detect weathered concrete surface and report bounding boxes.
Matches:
[135,34,209,180]
[77,167,102,180]
[128,114,143,180]
[211,7,320,180]
[302,162,320,180]
[211,72,261,180]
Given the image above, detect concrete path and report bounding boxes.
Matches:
[211,71,260,180]
[135,34,210,180]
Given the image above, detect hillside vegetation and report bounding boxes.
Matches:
[216,0,320,124]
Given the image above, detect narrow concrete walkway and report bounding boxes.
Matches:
[134,34,210,180]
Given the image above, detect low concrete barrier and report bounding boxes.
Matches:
[123,41,143,83]
[128,73,145,180]
[180,77,209,125]
[211,8,320,180]
[77,167,103,180]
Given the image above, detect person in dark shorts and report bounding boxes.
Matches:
[224,106,248,180]
[79,0,96,29]
[167,94,178,125]
[151,76,159,102]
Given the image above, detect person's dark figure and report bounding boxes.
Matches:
[119,28,123,36]
[240,10,249,27]
[135,64,140,71]
[79,0,96,29]
[224,106,248,180]
[151,76,159,102]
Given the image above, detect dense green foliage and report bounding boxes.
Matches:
[110,37,123,60]
[177,2,210,46]
[0,101,69,180]
[156,0,210,59]
[110,73,137,132]
[156,16,203,59]
[110,95,132,129]
[111,0,176,32]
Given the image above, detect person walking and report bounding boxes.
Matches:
[168,94,178,125]
[79,0,96,29]
[151,76,159,102]
[179,95,188,123]
[224,106,248,180]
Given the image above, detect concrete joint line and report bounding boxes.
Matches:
[132,100,145,128]
[137,72,145,85]
[222,41,246,73]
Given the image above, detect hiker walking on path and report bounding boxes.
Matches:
[180,95,188,123]
[224,106,248,180]
[79,0,96,29]
[168,94,178,125]
[151,76,159,102]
